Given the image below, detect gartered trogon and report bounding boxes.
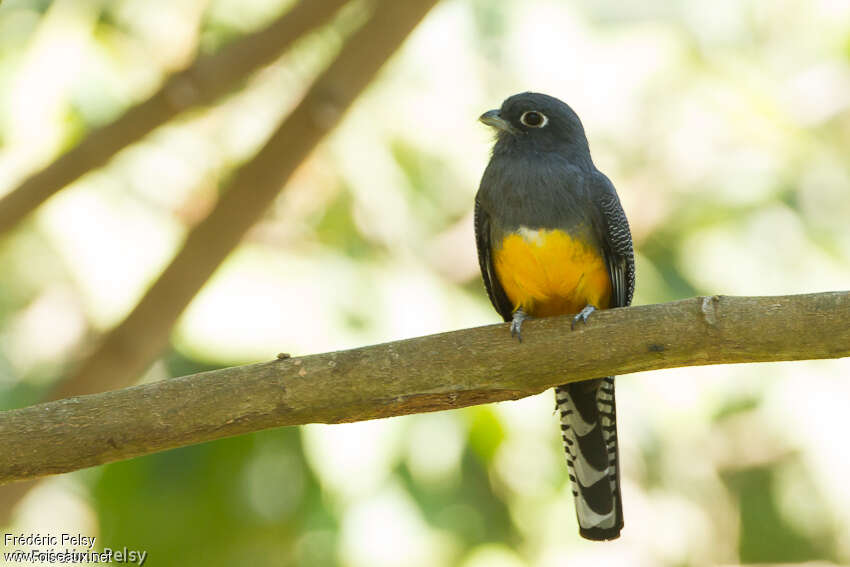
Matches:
[474,92,635,541]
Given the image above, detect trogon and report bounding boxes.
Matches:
[474,92,635,541]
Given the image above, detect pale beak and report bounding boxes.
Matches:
[479,109,518,134]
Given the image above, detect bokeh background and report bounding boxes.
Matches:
[2,0,850,565]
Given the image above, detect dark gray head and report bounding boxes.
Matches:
[480,92,590,159]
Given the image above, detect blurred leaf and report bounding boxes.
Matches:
[92,426,336,567]
[314,187,376,259]
[466,406,505,464]
[724,465,827,563]
[390,139,467,234]
[399,447,514,550]
[712,396,759,422]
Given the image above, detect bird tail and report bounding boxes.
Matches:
[555,377,623,540]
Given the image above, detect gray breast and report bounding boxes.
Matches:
[478,152,598,238]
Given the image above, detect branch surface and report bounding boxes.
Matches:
[0,0,349,236]
[2,292,849,485]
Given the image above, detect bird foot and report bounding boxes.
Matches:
[571,304,597,330]
[510,308,530,342]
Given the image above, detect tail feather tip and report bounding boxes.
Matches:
[579,524,623,541]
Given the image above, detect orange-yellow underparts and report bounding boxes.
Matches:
[493,228,612,318]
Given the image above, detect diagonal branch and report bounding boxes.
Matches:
[2,292,849,485]
[0,0,350,236]
[50,0,440,400]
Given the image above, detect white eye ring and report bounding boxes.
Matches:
[520,110,548,128]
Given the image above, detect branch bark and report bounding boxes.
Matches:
[0,0,350,236]
[3,292,849,485]
[50,0,439,400]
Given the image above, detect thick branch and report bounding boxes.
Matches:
[2,292,849,485]
[50,0,439,400]
[0,0,350,236]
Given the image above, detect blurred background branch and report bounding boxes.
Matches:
[3,291,849,485]
[50,0,440,400]
[0,0,349,237]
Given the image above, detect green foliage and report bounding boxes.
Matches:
[724,465,832,563]
[93,423,337,567]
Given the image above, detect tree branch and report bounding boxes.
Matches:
[2,292,849,485]
[49,0,440,400]
[0,0,350,236]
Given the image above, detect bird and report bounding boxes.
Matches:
[474,92,634,541]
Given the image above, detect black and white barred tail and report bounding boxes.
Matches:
[555,376,623,540]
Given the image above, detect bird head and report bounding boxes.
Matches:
[479,92,589,155]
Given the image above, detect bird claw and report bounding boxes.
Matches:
[510,308,529,342]
[571,304,597,330]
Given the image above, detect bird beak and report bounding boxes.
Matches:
[479,109,518,134]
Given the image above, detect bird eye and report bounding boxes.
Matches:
[520,111,547,128]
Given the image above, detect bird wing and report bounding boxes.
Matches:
[474,197,513,322]
[593,173,635,308]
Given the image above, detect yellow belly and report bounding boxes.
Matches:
[493,228,612,318]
